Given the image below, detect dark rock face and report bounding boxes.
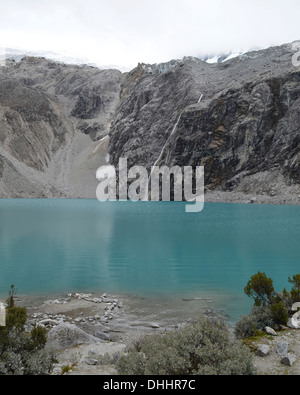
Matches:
[0,78,69,172]
[168,75,300,190]
[108,44,300,195]
[0,43,299,199]
[109,60,205,170]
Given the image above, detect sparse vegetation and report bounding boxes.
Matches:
[0,286,56,375]
[116,316,256,376]
[235,272,300,340]
[244,272,275,307]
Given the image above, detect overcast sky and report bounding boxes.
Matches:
[0,0,299,68]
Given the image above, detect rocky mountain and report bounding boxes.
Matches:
[109,43,300,202]
[0,43,299,202]
[0,56,122,198]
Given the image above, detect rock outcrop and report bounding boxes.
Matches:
[109,44,300,199]
[0,43,299,201]
[0,57,122,198]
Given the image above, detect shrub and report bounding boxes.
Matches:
[244,272,275,307]
[116,317,256,376]
[0,287,56,375]
[270,301,289,326]
[234,314,257,339]
[289,275,300,303]
[235,306,275,339]
[236,272,300,339]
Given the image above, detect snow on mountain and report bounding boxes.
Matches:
[0,47,257,72]
[201,51,244,64]
[0,48,131,72]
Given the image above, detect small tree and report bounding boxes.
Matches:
[288,274,300,303]
[270,301,289,326]
[244,272,275,307]
[7,285,17,308]
[0,286,56,375]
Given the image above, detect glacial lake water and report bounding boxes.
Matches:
[0,199,299,323]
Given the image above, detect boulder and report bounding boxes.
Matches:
[281,353,297,367]
[256,344,271,357]
[94,332,111,341]
[274,342,289,357]
[265,327,278,336]
[47,323,101,350]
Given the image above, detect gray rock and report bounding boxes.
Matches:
[281,353,297,367]
[150,323,160,329]
[256,344,271,357]
[46,323,101,350]
[265,327,278,336]
[74,317,85,323]
[51,364,63,375]
[85,349,100,366]
[274,342,289,357]
[94,332,111,341]
[38,319,61,327]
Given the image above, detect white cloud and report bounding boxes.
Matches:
[0,0,299,68]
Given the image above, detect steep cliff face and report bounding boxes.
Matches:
[168,74,300,191]
[0,78,70,172]
[108,44,300,200]
[0,44,299,201]
[0,57,122,198]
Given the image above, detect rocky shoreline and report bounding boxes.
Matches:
[20,292,213,375]
[11,291,299,375]
[205,189,300,206]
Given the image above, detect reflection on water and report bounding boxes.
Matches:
[0,199,299,322]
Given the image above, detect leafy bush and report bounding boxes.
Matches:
[236,272,299,339]
[235,306,276,339]
[116,317,256,376]
[270,301,289,326]
[288,274,300,303]
[244,272,275,307]
[234,315,257,340]
[0,287,56,375]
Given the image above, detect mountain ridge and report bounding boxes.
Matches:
[0,42,299,203]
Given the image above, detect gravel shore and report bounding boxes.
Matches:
[13,291,300,375]
[16,291,227,375]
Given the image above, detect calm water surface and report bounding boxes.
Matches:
[0,199,299,322]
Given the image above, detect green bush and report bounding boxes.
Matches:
[244,272,275,307]
[235,306,277,339]
[236,272,300,339]
[289,275,300,303]
[116,317,256,376]
[270,301,289,326]
[0,288,56,375]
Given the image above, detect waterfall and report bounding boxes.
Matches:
[149,114,182,180]
[146,93,204,199]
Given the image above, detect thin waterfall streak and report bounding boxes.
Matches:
[146,93,204,199]
[148,114,181,184]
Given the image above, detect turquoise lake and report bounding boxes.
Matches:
[0,199,299,323]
